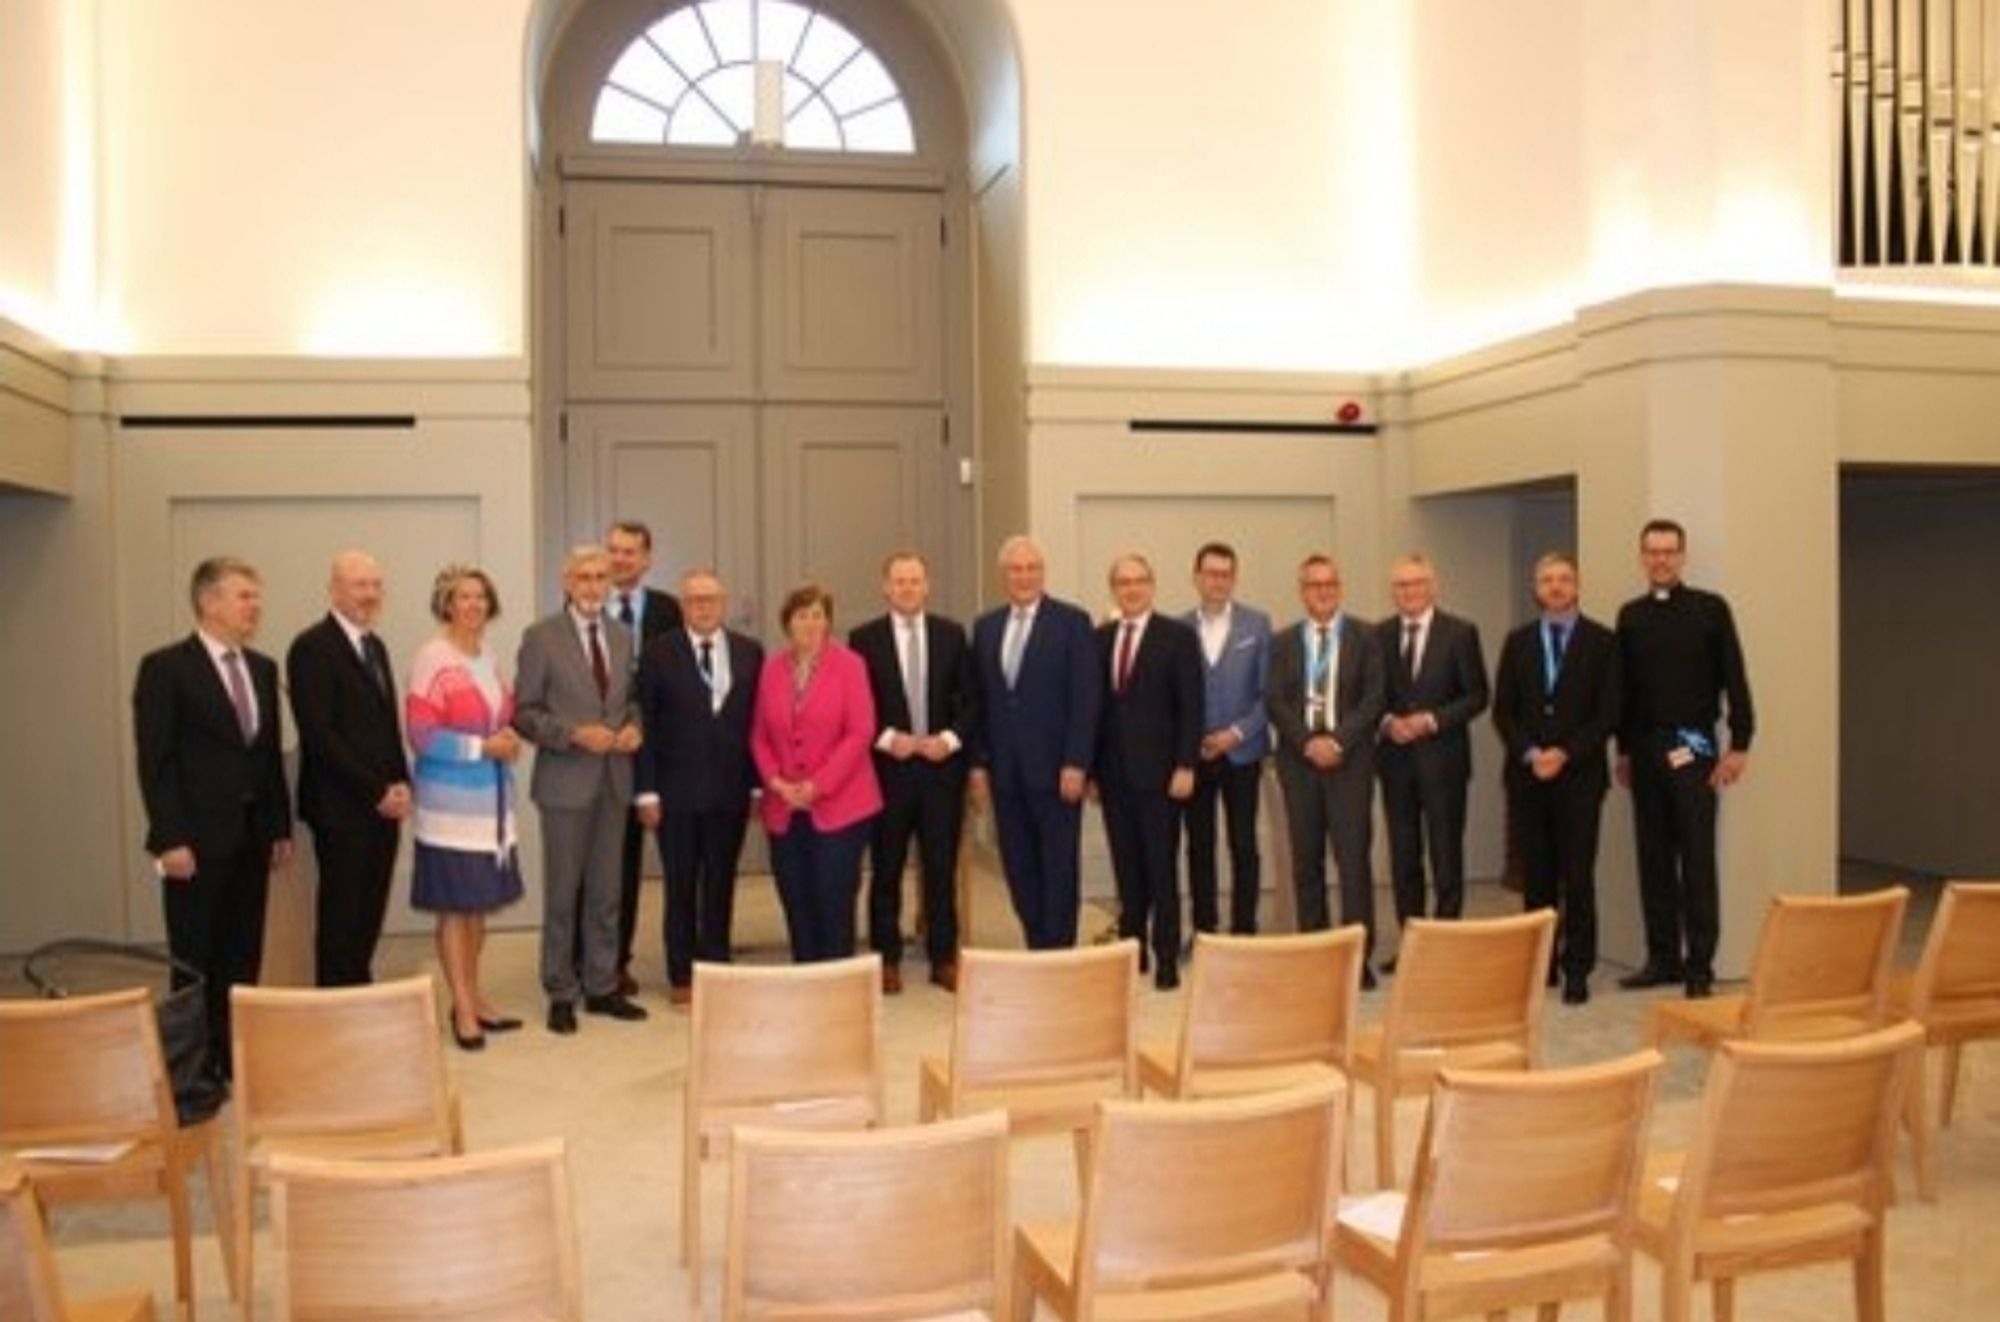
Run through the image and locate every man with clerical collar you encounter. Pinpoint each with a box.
[1614,518,1755,1000]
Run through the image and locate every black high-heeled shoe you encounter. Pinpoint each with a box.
[477,1014,524,1033]
[452,1024,487,1052]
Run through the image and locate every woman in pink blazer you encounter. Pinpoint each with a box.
[750,583,884,962]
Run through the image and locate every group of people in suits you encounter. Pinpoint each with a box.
[130,517,1751,1069]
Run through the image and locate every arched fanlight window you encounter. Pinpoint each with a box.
[590,1,916,154]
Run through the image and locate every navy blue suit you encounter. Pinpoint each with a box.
[971,596,1102,948]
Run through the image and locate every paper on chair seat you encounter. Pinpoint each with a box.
[1337,1190,1407,1240]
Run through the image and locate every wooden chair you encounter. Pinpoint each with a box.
[723,1111,1009,1322]
[1348,909,1556,1188]
[1137,927,1363,1100]
[1634,1021,1923,1322]
[1648,887,1909,1052]
[1,1164,156,1322]
[1333,1049,1663,1322]
[0,988,233,1322]
[1890,880,2000,1199]
[918,943,1139,1172]
[685,955,883,1307]
[265,1139,579,1322]
[229,975,463,1313]
[1012,1080,1345,1322]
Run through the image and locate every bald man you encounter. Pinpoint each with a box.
[288,551,412,986]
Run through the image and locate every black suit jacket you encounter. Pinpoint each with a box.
[611,586,682,669]
[1266,614,1386,769]
[286,614,408,828]
[133,634,292,861]
[1375,610,1489,782]
[1491,615,1622,791]
[635,628,763,812]
[849,612,979,789]
[1094,615,1203,793]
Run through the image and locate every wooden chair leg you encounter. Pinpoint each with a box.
[1374,1083,1397,1189]
[1906,1051,1937,1202]
[1606,1260,1634,1322]
[1855,1226,1887,1322]
[231,1160,255,1322]
[1661,1269,1693,1322]
[1537,1302,1561,1321]
[682,1143,702,1306]
[198,1127,239,1300]
[1939,1044,1964,1128]
[163,1163,194,1320]
[1713,1276,1736,1322]
[1009,1254,1037,1322]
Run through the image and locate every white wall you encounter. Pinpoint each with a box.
[95,0,532,355]
[0,0,92,344]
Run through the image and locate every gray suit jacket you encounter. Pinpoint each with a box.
[1266,613,1386,771]
[512,609,639,810]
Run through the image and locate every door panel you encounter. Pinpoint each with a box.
[760,188,942,403]
[565,182,754,401]
[762,405,939,634]
[568,403,761,630]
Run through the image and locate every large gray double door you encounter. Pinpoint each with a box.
[562,179,948,636]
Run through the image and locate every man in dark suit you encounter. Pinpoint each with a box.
[1180,542,1273,937]
[1375,554,1489,951]
[1094,554,1202,988]
[1266,554,1386,981]
[635,568,764,1004]
[969,535,1103,950]
[1615,518,1755,999]
[850,551,978,993]
[600,519,682,996]
[513,545,648,1033]
[286,550,411,987]
[133,556,293,1078]
[1492,552,1621,1004]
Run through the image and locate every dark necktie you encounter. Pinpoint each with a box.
[1544,622,1568,695]
[222,650,256,742]
[1402,619,1420,680]
[618,593,635,627]
[1115,621,1137,695]
[362,634,392,698]
[588,621,609,700]
[699,638,716,682]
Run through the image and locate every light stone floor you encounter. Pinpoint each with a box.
[16,869,1999,1322]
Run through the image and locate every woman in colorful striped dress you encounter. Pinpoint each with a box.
[407,564,525,1050]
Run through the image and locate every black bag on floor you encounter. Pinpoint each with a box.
[22,938,229,1125]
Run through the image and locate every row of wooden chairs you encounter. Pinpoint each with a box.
[721,1019,1923,1322]
[0,976,464,1322]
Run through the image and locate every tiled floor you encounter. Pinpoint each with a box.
[17,867,1998,1322]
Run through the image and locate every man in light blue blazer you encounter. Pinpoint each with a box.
[1179,542,1273,935]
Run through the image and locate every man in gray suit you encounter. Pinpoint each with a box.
[1179,542,1273,936]
[513,545,648,1033]
[1266,553,1386,983]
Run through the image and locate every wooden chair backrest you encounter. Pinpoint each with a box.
[723,1112,1009,1322]
[1177,928,1364,1081]
[1074,1081,1344,1308]
[1381,910,1556,1055]
[0,1165,65,1322]
[1678,1021,1922,1222]
[1403,1050,1662,1255]
[1740,888,1907,1036]
[268,1140,580,1322]
[231,975,453,1143]
[691,956,882,1114]
[1908,881,2000,1017]
[949,943,1138,1096]
[0,989,172,1146]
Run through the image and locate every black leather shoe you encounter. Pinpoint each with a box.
[1154,964,1180,992]
[452,1025,487,1051]
[1562,977,1590,1006]
[477,1014,524,1034]
[584,993,650,1022]
[1617,964,1685,990]
[547,1001,578,1035]
[1361,966,1379,992]
[1546,965,1561,989]
[1380,957,1399,976]
[1685,975,1715,999]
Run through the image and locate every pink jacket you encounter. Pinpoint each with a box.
[750,641,883,836]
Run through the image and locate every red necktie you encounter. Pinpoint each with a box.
[1115,621,1137,694]
[588,621,609,700]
